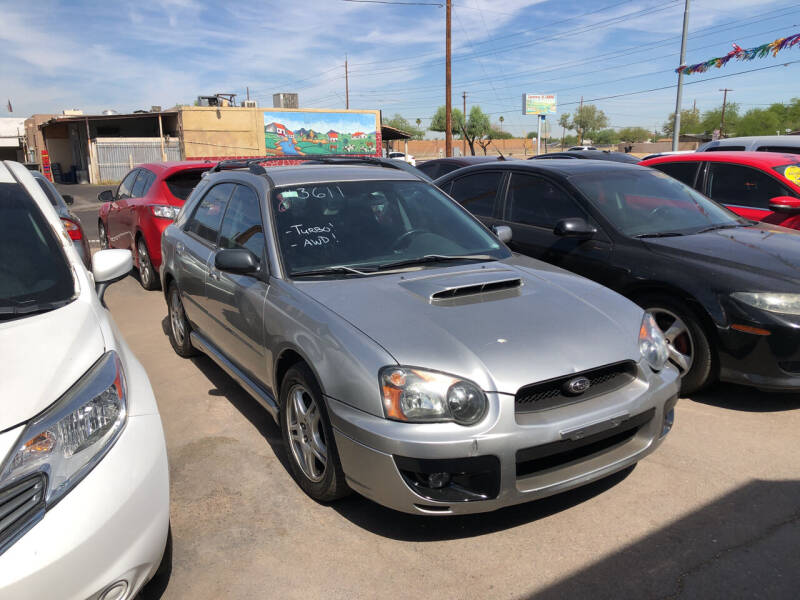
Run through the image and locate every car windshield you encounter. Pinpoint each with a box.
[570,169,745,237]
[0,183,75,319]
[271,179,509,276]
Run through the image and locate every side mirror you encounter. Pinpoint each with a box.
[492,225,512,243]
[768,196,800,214]
[215,248,260,275]
[98,189,114,203]
[62,194,74,205]
[92,249,133,307]
[554,217,597,239]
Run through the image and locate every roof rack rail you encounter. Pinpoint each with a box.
[208,154,432,181]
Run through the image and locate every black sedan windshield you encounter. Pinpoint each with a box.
[571,169,744,237]
[271,180,509,275]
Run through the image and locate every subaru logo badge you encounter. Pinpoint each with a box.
[564,376,591,396]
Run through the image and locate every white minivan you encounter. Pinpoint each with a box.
[0,161,170,599]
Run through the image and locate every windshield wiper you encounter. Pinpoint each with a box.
[372,254,497,271]
[694,223,743,234]
[0,299,71,319]
[633,232,686,238]
[291,265,379,278]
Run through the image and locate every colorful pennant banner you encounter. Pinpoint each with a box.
[676,32,800,75]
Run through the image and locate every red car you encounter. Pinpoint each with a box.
[98,161,214,289]
[640,151,800,230]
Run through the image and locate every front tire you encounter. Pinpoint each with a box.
[167,283,197,357]
[280,363,349,502]
[137,237,160,291]
[637,295,714,395]
[98,220,109,249]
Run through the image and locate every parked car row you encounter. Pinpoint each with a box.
[5,133,800,593]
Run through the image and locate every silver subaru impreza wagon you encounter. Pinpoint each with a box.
[161,157,679,515]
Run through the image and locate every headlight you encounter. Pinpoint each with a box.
[380,367,487,426]
[731,292,800,316]
[0,351,127,505]
[639,313,669,371]
[151,205,180,219]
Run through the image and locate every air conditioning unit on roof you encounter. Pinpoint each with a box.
[242,100,258,108]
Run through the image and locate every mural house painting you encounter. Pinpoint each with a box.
[263,109,380,156]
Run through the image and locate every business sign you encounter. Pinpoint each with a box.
[522,94,557,116]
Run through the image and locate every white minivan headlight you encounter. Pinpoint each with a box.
[731,292,800,316]
[639,313,669,371]
[380,367,487,425]
[0,351,127,505]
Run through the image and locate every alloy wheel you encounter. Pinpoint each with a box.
[646,307,694,376]
[286,384,327,482]
[137,239,153,287]
[98,222,109,249]
[169,291,186,346]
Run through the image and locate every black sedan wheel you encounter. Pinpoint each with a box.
[639,295,714,395]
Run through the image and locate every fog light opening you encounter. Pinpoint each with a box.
[99,581,128,600]
[427,472,451,489]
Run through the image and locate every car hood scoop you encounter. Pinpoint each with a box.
[398,269,523,303]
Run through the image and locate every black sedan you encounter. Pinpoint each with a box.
[435,160,800,393]
[530,150,640,163]
[416,155,512,180]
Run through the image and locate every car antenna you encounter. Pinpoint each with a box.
[491,142,506,161]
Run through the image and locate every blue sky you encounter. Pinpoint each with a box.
[1,0,799,137]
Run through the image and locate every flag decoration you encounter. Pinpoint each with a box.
[676,32,800,75]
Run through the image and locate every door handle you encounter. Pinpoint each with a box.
[209,269,221,281]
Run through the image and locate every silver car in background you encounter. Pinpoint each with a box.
[160,159,679,515]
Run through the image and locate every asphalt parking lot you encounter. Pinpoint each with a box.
[63,184,800,599]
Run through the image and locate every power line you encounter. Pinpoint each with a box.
[341,0,443,5]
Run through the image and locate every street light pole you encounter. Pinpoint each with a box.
[671,0,690,151]
[445,0,452,157]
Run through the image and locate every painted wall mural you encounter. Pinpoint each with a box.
[263,110,380,156]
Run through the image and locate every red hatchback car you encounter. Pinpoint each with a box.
[98,161,214,289]
[640,152,800,230]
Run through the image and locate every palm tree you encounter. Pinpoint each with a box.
[499,116,504,132]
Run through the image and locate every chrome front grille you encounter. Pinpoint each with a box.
[0,473,46,555]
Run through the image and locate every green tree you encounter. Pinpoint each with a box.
[594,128,620,145]
[618,126,652,143]
[663,107,701,137]
[736,108,781,136]
[384,113,424,140]
[700,103,739,136]
[461,106,492,155]
[430,106,464,137]
[558,113,571,149]
[572,104,608,144]
[526,131,538,139]
[490,125,513,139]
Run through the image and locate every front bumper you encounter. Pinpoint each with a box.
[329,364,678,515]
[717,305,800,390]
[0,413,170,600]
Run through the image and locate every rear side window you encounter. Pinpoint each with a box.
[131,169,154,198]
[416,162,443,179]
[34,177,61,207]
[650,161,700,187]
[166,169,209,200]
[757,146,800,155]
[507,173,587,228]
[117,170,139,199]
[219,185,266,260]
[707,163,789,209]
[0,183,74,313]
[705,146,746,152]
[449,171,503,217]
[185,183,234,243]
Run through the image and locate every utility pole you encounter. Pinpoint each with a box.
[445,0,452,157]
[462,91,467,156]
[578,96,584,145]
[246,87,250,102]
[345,56,350,110]
[719,88,733,136]
[672,0,690,151]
